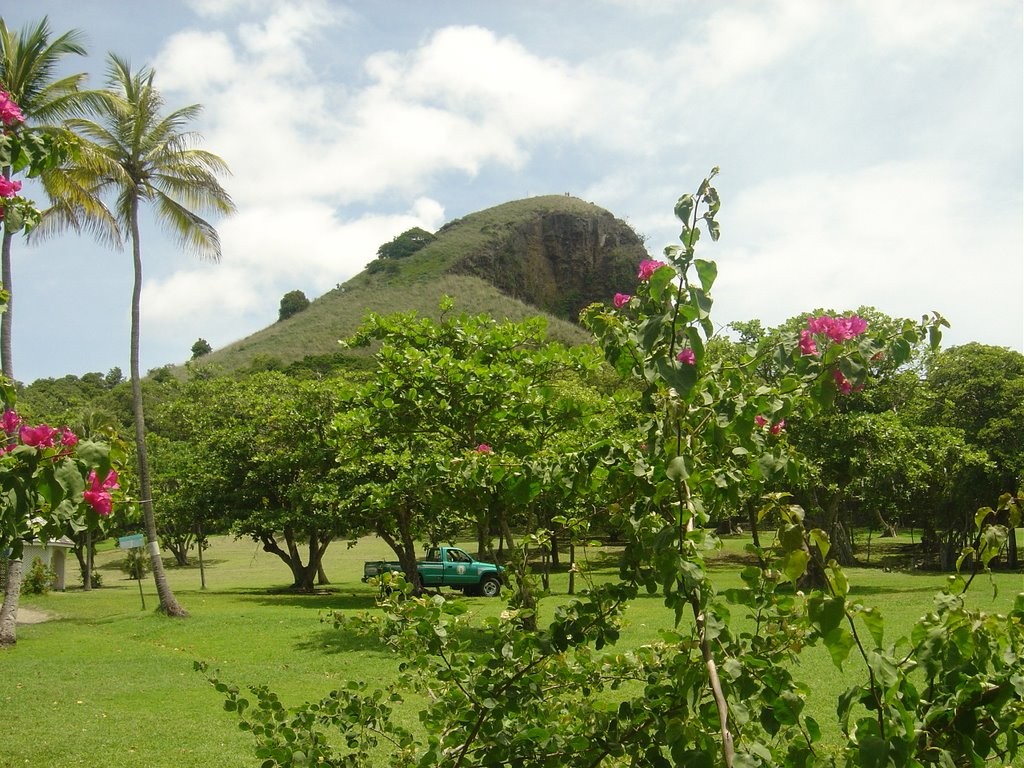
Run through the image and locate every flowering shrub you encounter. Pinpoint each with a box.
[0,404,121,561]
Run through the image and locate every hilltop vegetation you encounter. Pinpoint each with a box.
[187,195,644,375]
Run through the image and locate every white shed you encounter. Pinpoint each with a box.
[21,536,76,591]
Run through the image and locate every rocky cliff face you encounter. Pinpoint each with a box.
[449,200,647,323]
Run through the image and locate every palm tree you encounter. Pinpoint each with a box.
[0,16,94,647]
[0,17,97,381]
[67,54,235,616]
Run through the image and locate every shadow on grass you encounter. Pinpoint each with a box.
[294,611,501,657]
[228,591,382,612]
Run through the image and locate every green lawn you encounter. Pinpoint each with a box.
[2,534,1021,767]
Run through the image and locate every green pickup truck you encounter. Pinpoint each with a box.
[363,546,504,597]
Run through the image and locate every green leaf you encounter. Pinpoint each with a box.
[809,528,830,559]
[781,548,808,584]
[823,627,854,668]
[666,456,690,482]
[694,259,718,292]
[648,264,676,302]
[858,606,884,649]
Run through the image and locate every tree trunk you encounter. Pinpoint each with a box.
[568,540,576,595]
[0,557,23,648]
[83,530,92,591]
[1006,527,1018,570]
[1,174,15,381]
[128,200,186,617]
[746,498,761,551]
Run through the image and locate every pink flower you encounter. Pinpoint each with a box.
[676,347,695,365]
[475,443,492,454]
[806,314,868,344]
[799,329,818,356]
[60,427,79,447]
[19,424,58,448]
[770,419,786,435]
[83,469,119,516]
[637,260,667,281]
[0,90,25,127]
[613,293,631,309]
[1,408,21,434]
[754,415,768,428]
[0,177,22,199]
[806,316,831,335]
[832,368,853,395]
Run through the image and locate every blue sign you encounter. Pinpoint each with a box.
[118,534,145,549]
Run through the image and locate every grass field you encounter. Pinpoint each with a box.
[2,533,1022,767]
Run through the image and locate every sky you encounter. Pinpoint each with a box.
[3,0,1022,384]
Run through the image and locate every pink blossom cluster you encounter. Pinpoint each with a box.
[833,369,854,395]
[475,443,492,454]
[637,260,668,281]
[0,177,22,199]
[754,415,786,435]
[2,408,114,515]
[613,293,631,309]
[0,89,25,127]
[676,347,695,365]
[83,469,119,516]
[3,409,79,453]
[799,314,868,358]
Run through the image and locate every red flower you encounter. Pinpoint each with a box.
[83,469,119,516]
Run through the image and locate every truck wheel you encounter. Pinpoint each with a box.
[480,576,501,598]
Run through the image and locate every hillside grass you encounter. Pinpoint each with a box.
[2,534,1022,767]
[187,274,593,376]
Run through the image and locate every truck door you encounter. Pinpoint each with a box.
[419,547,444,586]
[444,548,473,586]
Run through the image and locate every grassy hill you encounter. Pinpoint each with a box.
[187,195,647,375]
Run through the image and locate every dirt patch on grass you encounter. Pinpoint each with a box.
[15,607,55,625]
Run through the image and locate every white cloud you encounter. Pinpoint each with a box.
[667,1,825,88]
[153,31,239,91]
[711,162,1023,349]
[852,0,1012,51]
[141,199,447,343]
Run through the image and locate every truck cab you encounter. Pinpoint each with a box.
[419,546,503,597]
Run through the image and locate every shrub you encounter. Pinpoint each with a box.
[120,549,149,581]
[21,557,56,595]
[278,290,310,321]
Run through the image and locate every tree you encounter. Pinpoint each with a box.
[338,301,600,593]
[157,372,359,591]
[925,343,1024,567]
[190,338,211,359]
[277,289,309,321]
[65,55,235,616]
[376,226,434,260]
[0,16,92,381]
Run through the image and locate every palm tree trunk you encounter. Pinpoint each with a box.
[0,557,23,647]
[1,217,14,380]
[1,168,24,641]
[129,198,186,617]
